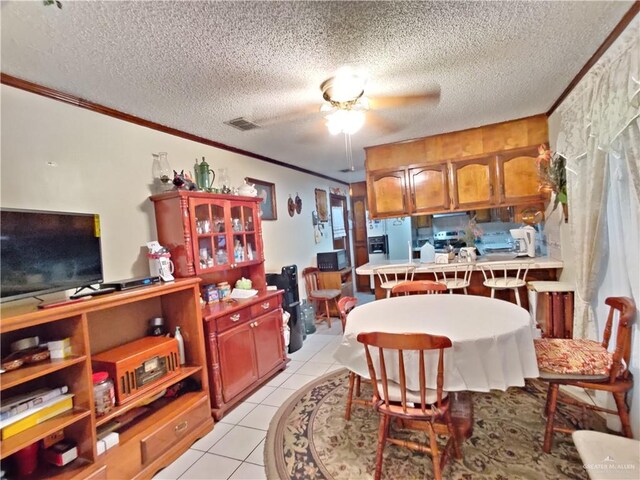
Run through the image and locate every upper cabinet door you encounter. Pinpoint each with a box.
[497,147,543,204]
[450,157,496,210]
[408,164,450,214]
[367,169,408,218]
[189,197,231,274]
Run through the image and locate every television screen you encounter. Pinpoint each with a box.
[1,209,104,302]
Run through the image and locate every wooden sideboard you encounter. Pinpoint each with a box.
[365,115,549,219]
[202,291,287,420]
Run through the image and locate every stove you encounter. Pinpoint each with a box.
[433,230,466,250]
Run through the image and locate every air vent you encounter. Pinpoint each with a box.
[224,117,261,131]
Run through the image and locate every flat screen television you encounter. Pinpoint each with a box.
[1,209,104,302]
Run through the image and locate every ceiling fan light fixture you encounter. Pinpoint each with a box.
[325,109,365,135]
[321,66,367,105]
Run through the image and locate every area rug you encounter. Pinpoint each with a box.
[265,369,606,479]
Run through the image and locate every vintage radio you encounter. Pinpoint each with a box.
[92,336,180,405]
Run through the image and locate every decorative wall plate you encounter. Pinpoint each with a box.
[295,193,302,214]
[287,196,295,217]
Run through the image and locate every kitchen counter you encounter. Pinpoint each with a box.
[356,256,563,275]
[358,255,563,306]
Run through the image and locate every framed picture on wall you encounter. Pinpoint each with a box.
[315,189,328,222]
[246,178,277,220]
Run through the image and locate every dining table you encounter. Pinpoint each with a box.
[333,294,540,392]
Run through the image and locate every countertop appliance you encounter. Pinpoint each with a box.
[317,249,349,271]
[510,226,536,257]
[433,230,466,251]
[367,235,388,289]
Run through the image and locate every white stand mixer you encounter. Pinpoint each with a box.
[510,226,536,257]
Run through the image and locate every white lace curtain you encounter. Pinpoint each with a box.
[556,16,640,339]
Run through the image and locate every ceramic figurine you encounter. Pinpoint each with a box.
[172,170,197,190]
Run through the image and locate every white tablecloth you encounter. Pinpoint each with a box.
[333,295,539,392]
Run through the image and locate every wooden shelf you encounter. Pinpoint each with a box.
[0,408,91,459]
[21,457,93,480]
[94,365,202,428]
[0,356,87,391]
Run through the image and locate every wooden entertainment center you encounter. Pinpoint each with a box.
[0,278,212,479]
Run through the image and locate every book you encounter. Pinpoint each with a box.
[0,386,69,421]
[1,394,74,439]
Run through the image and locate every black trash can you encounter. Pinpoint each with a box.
[266,265,304,353]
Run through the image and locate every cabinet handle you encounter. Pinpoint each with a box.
[230,314,241,322]
[501,184,505,197]
[489,183,494,198]
[174,420,189,434]
[261,302,270,310]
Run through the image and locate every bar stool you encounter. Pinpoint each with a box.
[373,264,416,298]
[478,262,530,307]
[431,263,473,295]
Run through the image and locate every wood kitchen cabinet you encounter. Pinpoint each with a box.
[203,292,286,420]
[497,146,543,204]
[450,156,497,210]
[408,164,450,214]
[364,114,548,219]
[368,169,407,217]
[150,191,264,278]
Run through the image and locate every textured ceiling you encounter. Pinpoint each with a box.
[1,1,633,182]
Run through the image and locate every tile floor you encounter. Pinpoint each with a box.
[153,316,354,480]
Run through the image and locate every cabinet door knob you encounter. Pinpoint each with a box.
[230,314,241,322]
[261,302,270,310]
[174,420,189,434]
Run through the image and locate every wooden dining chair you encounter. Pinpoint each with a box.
[357,332,472,480]
[534,297,635,453]
[302,267,341,328]
[478,262,530,306]
[431,263,473,295]
[391,280,447,296]
[373,264,416,298]
[337,296,371,420]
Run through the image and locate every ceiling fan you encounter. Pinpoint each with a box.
[254,66,441,136]
[318,66,441,136]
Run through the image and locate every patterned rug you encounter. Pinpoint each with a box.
[265,369,607,479]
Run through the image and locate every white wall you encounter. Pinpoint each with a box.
[0,85,348,300]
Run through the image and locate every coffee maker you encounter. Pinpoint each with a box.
[510,226,536,257]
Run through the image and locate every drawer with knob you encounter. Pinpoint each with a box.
[250,296,280,317]
[140,394,210,464]
[214,307,251,333]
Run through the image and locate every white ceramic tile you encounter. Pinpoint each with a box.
[304,334,333,345]
[324,363,345,374]
[261,387,297,407]
[296,362,333,376]
[219,402,256,425]
[245,439,265,466]
[279,373,316,390]
[153,448,203,479]
[287,348,317,361]
[308,349,339,364]
[244,385,276,404]
[238,404,279,430]
[179,453,241,480]
[190,422,234,452]
[284,359,305,373]
[264,372,291,387]
[208,425,266,460]
[228,461,267,480]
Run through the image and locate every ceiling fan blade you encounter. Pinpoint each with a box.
[368,87,441,110]
[251,105,321,128]
[366,111,401,136]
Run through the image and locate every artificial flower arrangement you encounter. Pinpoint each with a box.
[537,144,568,214]
[462,215,483,247]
